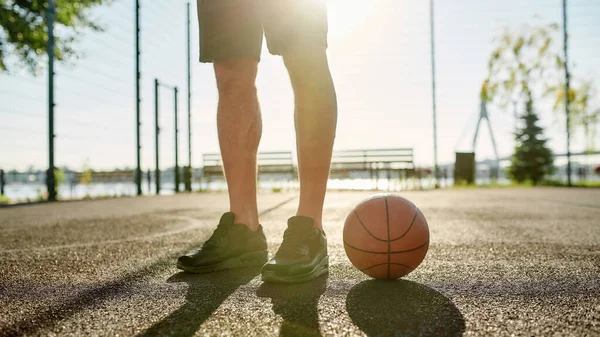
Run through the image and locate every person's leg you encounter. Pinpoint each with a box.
[261,0,336,231]
[178,63,267,273]
[260,0,334,283]
[177,0,267,274]
[214,58,261,230]
[283,50,337,231]
[196,0,264,230]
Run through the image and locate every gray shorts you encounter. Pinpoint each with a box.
[197,0,328,62]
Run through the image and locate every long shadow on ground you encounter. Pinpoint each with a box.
[1,245,200,336]
[138,267,261,337]
[346,280,465,337]
[257,275,328,337]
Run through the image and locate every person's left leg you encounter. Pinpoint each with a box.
[260,0,336,283]
[284,49,337,231]
[260,49,337,283]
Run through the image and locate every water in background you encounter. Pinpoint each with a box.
[2,155,598,202]
[2,179,422,202]
[2,173,596,203]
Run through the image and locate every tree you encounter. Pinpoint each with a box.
[508,96,555,185]
[53,167,65,197]
[0,0,110,74]
[80,159,92,185]
[485,22,562,120]
[486,21,599,155]
[548,80,599,153]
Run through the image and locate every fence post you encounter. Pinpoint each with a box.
[186,1,193,192]
[174,87,180,192]
[147,169,151,193]
[0,169,5,196]
[47,0,57,201]
[135,0,142,195]
[155,78,160,194]
[562,0,572,187]
[430,0,439,189]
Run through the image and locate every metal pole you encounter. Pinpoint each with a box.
[0,169,5,196]
[174,87,180,192]
[562,0,572,187]
[47,0,56,201]
[147,169,151,192]
[155,78,160,194]
[430,0,439,188]
[135,0,142,195]
[186,2,192,192]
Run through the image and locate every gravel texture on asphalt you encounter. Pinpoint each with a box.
[0,188,598,336]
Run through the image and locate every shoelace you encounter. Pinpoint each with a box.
[203,223,234,249]
[275,227,311,258]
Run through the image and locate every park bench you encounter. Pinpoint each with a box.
[72,170,135,183]
[330,148,416,189]
[201,151,296,186]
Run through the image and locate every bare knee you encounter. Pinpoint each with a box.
[214,58,262,149]
[214,58,258,98]
[283,49,333,93]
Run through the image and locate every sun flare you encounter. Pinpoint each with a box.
[327,0,377,38]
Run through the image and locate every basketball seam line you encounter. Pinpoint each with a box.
[353,210,387,242]
[385,196,391,279]
[343,239,429,254]
[354,206,420,243]
[389,206,419,242]
[360,262,415,272]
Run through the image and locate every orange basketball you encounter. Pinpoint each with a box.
[343,194,430,279]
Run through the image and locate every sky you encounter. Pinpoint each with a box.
[0,0,598,171]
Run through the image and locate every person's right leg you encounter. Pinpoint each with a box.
[177,0,267,274]
[215,58,261,231]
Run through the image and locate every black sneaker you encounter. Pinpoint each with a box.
[177,212,268,273]
[261,216,329,283]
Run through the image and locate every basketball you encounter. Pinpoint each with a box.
[343,194,430,279]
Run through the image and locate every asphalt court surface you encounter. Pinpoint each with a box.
[1,188,599,336]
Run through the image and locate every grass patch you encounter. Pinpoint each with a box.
[451,181,528,189]
[0,195,11,204]
[196,187,210,193]
[36,189,47,202]
[541,179,600,188]
[451,179,600,189]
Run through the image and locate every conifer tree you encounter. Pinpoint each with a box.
[508,96,555,184]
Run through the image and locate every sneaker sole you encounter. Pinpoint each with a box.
[177,251,268,274]
[261,255,329,283]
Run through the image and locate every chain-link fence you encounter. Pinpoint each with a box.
[1,0,598,202]
[1,0,192,201]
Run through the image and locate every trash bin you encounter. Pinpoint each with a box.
[454,152,476,185]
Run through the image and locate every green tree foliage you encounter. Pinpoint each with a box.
[80,169,92,184]
[80,159,92,184]
[547,80,599,153]
[485,22,562,116]
[485,21,599,153]
[0,0,110,74]
[485,21,573,185]
[508,97,555,185]
[53,167,65,196]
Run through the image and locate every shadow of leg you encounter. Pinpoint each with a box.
[138,267,261,337]
[257,275,328,337]
[346,280,465,337]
